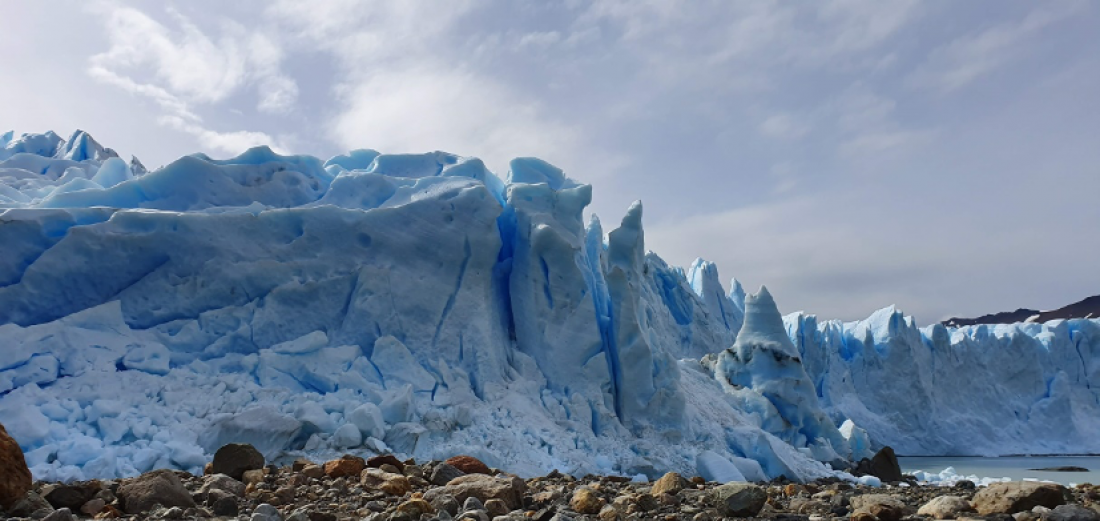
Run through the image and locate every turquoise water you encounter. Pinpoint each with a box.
[899,456,1100,486]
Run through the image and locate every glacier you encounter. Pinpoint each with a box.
[1,130,1098,484]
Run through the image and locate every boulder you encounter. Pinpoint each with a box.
[444,455,492,475]
[200,474,246,498]
[710,483,767,517]
[650,472,687,496]
[5,491,52,517]
[116,469,196,514]
[918,495,975,519]
[423,474,526,510]
[393,498,433,518]
[858,446,903,483]
[211,443,265,481]
[1042,504,1100,521]
[323,455,366,478]
[360,468,411,496]
[366,454,405,473]
[42,508,75,521]
[972,482,1067,515]
[0,423,32,509]
[570,487,604,514]
[850,494,910,521]
[42,482,102,511]
[431,463,466,485]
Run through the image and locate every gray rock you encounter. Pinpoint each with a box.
[710,482,767,517]
[464,496,486,512]
[432,463,467,486]
[6,491,52,517]
[211,443,265,481]
[432,493,460,516]
[41,508,75,521]
[251,503,283,521]
[212,495,239,517]
[1043,504,1100,521]
[117,469,196,514]
[41,483,100,511]
[200,473,246,497]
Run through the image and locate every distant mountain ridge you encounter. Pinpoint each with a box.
[943,295,1100,327]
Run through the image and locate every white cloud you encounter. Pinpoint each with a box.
[86,4,295,155]
[909,3,1082,93]
[330,67,577,173]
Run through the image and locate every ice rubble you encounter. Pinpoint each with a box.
[0,130,1097,484]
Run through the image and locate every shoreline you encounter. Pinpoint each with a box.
[4,449,1099,520]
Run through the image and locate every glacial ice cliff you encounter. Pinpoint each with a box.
[0,130,1097,483]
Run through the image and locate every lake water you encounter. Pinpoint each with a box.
[899,456,1100,486]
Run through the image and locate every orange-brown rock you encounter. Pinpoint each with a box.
[324,455,366,478]
[444,455,491,475]
[0,423,32,509]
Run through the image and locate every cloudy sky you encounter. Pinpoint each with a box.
[3,1,1098,323]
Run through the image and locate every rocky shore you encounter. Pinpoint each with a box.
[4,439,1100,521]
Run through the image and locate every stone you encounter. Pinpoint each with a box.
[1043,504,1100,521]
[430,493,461,516]
[598,503,619,521]
[301,464,325,479]
[116,469,197,514]
[243,469,267,486]
[918,495,976,519]
[81,498,106,516]
[201,474,246,497]
[484,498,510,517]
[570,487,604,514]
[423,474,526,511]
[650,472,687,496]
[6,492,49,516]
[211,443,265,481]
[42,482,101,510]
[360,468,412,496]
[710,483,767,517]
[396,498,435,517]
[251,503,283,521]
[868,446,904,483]
[366,454,406,472]
[850,513,876,521]
[850,494,909,521]
[0,423,32,510]
[973,482,1068,515]
[432,463,467,485]
[42,508,75,521]
[212,496,239,517]
[463,496,485,511]
[323,455,366,478]
[445,455,492,475]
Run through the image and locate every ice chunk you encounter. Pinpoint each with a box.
[371,336,435,392]
[696,450,747,483]
[332,423,362,448]
[346,402,386,440]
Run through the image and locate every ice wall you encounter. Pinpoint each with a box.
[0,131,840,483]
[788,308,1100,456]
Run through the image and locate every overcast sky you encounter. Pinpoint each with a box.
[3,1,1098,323]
